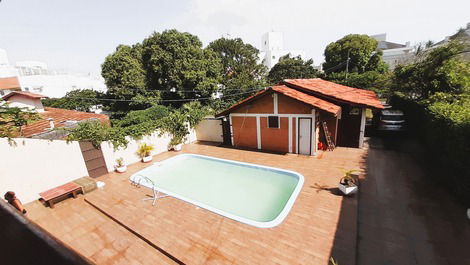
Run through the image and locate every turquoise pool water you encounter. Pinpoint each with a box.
[130,154,304,228]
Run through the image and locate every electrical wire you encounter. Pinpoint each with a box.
[49,89,263,103]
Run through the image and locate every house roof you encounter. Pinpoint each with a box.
[216,85,341,117]
[2,91,48,101]
[282,78,384,109]
[21,107,109,137]
[0,77,21,91]
[271,85,341,115]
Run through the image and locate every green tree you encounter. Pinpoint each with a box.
[323,34,387,74]
[267,55,319,84]
[141,29,222,106]
[392,41,470,99]
[0,102,40,138]
[101,44,160,116]
[207,37,267,101]
[42,89,103,112]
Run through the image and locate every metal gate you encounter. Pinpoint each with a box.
[79,141,108,178]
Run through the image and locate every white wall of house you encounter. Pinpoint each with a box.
[195,119,223,142]
[6,95,44,112]
[0,138,89,203]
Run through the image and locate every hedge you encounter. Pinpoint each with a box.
[390,95,470,205]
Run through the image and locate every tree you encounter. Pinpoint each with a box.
[141,29,222,106]
[42,89,103,112]
[207,37,267,99]
[101,44,160,116]
[0,102,40,138]
[392,41,470,99]
[323,34,387,74]
[267,55,319,84]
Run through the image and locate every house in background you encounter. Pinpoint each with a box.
[0,76,21,96]
[217,79,383,156]
[2,91,108,139]
[371,33,414,70]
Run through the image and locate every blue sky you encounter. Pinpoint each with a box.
[1,0,469,75]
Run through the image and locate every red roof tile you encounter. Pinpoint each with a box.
[21,107,109,137]
[271,85,341,115]
[2,91,48,100]
[283,78,384,109]
[216,86,341,116]
[0,77,21,91]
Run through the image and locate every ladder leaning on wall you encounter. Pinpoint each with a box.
[322,122,335,151]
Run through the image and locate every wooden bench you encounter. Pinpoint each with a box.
[39,182,83,208]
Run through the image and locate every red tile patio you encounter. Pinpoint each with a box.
[26,142,366,265]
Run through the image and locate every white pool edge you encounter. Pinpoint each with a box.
[130,153,305,228]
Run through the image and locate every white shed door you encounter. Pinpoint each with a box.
[298,118,312,155]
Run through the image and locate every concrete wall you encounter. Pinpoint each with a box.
[0,127,197,203]
[195,119,223,143]
[0,138,89,203]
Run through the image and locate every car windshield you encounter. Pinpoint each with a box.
[381,115,404,121]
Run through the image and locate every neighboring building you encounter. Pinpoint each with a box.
[0,48,21,96]
[259,32,306,69]
[371,33,413,70]
[18,73,107,98]
[217,79,383,155]
[0,76,21,96]
[434,22,470,47]
[1,91,108,139]
[432,22,470,61]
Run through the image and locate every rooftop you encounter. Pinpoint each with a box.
[22,107,109,137]
[283,79,384,109]
[0,76,21,91]
[2,90,48,100]
[26,142,366,265]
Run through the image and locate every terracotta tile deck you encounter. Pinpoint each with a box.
[26,142,366,265]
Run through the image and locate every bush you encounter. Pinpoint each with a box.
[390,94,470,204]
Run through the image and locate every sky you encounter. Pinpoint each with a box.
[1,0,469,75]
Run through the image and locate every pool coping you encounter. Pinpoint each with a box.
[129,153,305,228]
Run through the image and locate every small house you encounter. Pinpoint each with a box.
[216,79,383,155]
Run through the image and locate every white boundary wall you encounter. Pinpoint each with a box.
[0,138,89,203]
[195,118,223,143]
[0,127,197,204]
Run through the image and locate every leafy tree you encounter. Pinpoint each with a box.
[267,55,319,84]
[323,34,387,74]
[207,37,267,102]
[42,89,103,112]
[0,102,40,138]
[101,44,160,116]
[141,29,222,106]
[392,41,470,99]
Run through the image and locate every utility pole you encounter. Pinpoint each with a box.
[345,49,351,80]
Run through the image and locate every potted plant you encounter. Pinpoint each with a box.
[115,157,127,173]
[338,169,359,195]
[170,135,184,151]
[137,143,154,163]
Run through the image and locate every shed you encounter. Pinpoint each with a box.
[216,78,383,155]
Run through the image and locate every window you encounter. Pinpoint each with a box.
[268,116,279,128]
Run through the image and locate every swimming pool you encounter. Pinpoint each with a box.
[129,154,304,228]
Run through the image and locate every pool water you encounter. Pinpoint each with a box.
[130,154,304,228]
